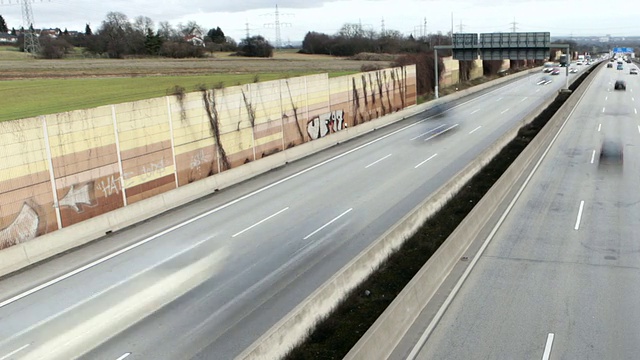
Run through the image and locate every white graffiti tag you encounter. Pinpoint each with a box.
[0,203,39,249]
[307,110,346,140]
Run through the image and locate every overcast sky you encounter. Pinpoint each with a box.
[1,0,639,43]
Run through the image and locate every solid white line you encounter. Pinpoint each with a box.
[424,124,459,141]
[590,150,596,164]
[232,207,289,238]
[365,154,392,168]
[0,63,531,309]
[303,208,353,240]
[0,344,30,360]
[115,353,132,360]
[470,109,480,115]
[410,124,446,140]
[414,154,438,169]
[501,108,510,114]
[542,333,555,360]
[574,201,585,230]
[598,123,602,132]
[406,69,594,360]
[469,126,482,134]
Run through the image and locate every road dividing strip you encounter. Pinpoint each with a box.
[574,201,585,230]
[469,126,482,134]
[303,209,353,240]
[542,333,555,360]
[414,154,438,169]
[232,207,289,238]
[365,154,392,169]
[19,248,228,360]
[410,124,446,141]
[0,344,30,360]
[424,124,459,142]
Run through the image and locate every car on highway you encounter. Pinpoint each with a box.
[614,80,626,90]
[617,64,624,70]
[576,61,583,65]
[551,68,561,75]
[537,76,552,85]
[607,63,613,68]
[569,68,578,73]
[631,68,638,75]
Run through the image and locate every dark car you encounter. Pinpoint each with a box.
[615,80,626,90]
[607,63,613,68]
[631,68,638,75]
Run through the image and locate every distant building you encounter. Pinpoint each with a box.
[0,32,18,44]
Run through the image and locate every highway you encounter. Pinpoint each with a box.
[400,60,640,359]
[0,66,584,360]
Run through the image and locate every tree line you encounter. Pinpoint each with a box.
[0,12,274,59]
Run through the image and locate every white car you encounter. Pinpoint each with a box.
[569,68,578,73]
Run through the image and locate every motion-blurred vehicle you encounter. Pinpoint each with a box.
[607,63,613,68]
[551,68,561,75]
[631,68,638,75]
[599,138,623,167]
[614,80,626,90]
[537,76,552,85]
[569,68,578,73]
[617,64,624,70]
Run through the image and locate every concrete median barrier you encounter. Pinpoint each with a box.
[343,64,601,360]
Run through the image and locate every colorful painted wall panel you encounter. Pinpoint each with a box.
[0,117,57,250]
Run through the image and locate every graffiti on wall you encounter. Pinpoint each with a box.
[0,203,39,250]
[59,182,96,212]
[307,110,346,140]
[189,149,211,182]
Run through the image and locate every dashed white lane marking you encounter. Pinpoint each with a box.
[575,201,585,230]
[501,108,510,114]
[424,124,459,141]
[536,88,541,93]
[303,208,353,240]
[415,154,438,169]
[590,150,596,164]
[410,124,446,141]
[232,207,289,238]
[520,97,528,102]
[637,125,640,134]
[469,126,482,134]
[602,107,605,113]
[0,344,30,360]
[496,97,503,102]
[635,108,638,115]
[598,123,602,132]
[115,353,132,360]
[542,333,555,360]
[470,109,480,114]
[365,154,392,168]
[606,96,608,101]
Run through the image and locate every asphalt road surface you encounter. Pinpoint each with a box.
[401,61,640,359]
[0,65,587,360]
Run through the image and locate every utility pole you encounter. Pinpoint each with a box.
[424,17,427,37]
[381,17,385,36]
[457,20,465,33]
[245,21,251,39]
[510,17,518,32]
[263,4,292,49]
[21,0,41,55]
[451,12,454,37]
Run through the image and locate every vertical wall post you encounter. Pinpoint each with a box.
[42,115,62,230]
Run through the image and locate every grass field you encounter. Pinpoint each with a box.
[0,48,390,122]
